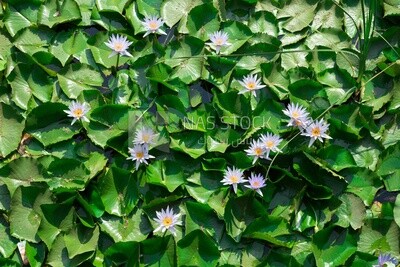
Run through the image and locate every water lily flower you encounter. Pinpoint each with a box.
[153,206,181,236]
[207,31,230,53]
[64,101,90,125]
[127,144,154,170]
[104,34,133,58]
[283,103,311,129]
[17,241,28,265]
[238,74,266,97]
[301,119,332,147]
[245,140,266,164]
[259,133,282,159]
[374,253,398,267]
[133,127,157,145]
[221,166,246,194]
[245,173,266,196]
[142,15,166,37]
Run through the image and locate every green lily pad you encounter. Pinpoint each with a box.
[38,0,81,28]
[177,230,220,266]
[25,102,81,146]
[0,103,24,158]
[97,167,139,216]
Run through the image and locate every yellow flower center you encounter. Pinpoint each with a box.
[73,108,83,117]
[292,111,299,118]
[230,175,239,183]
[136,151,144,159]
[148,21,158,30]
[215,38,224,46]
[246,82,256,90]
[114,42,124,52]
[142,134,150,142]
[162,216,173,227]
[266,140,274,149]
[255,147,263,156]
[253,181,260,187]
[311,127,321,137]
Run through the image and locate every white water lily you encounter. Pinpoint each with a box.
[245,173,266,196]
[133,127,157,145]
[221,166,247,194]
[207,31,230,53]
[143,15,166,37]
[17,240,28,265]
[104,34,133,58]
[127,144,154,170]
[238,74,266,97]
[259,133,282,159]
[283,103,311,129]
[374,253,398,267]
[302,119,332,147]
[153,206,182,236]
[245,140,266,164]
[64,101,90,125]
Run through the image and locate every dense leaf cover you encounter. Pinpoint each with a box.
[0,0,400,266]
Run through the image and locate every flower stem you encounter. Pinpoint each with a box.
[116,53,120,71]
[112,53,120,77]
[55,0,61,15]
[224,187,231,199]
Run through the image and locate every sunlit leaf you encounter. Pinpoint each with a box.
[0,217,17,258]
[312,227,357,267]
[64,225,99,258]
[0,103,24,157]
[98,167,139,216]
[57,63,103,99]
[99,211,152,242]
[13,27,54,55]
[224,193,266,242]
[38,0,81,28]
[177,230,220,266]
[161,0,203,33]
[10,187,52,243]
[25,102,81,146]
[334,193,366,230]
[146,160,185,192]
[277,0,318,33]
